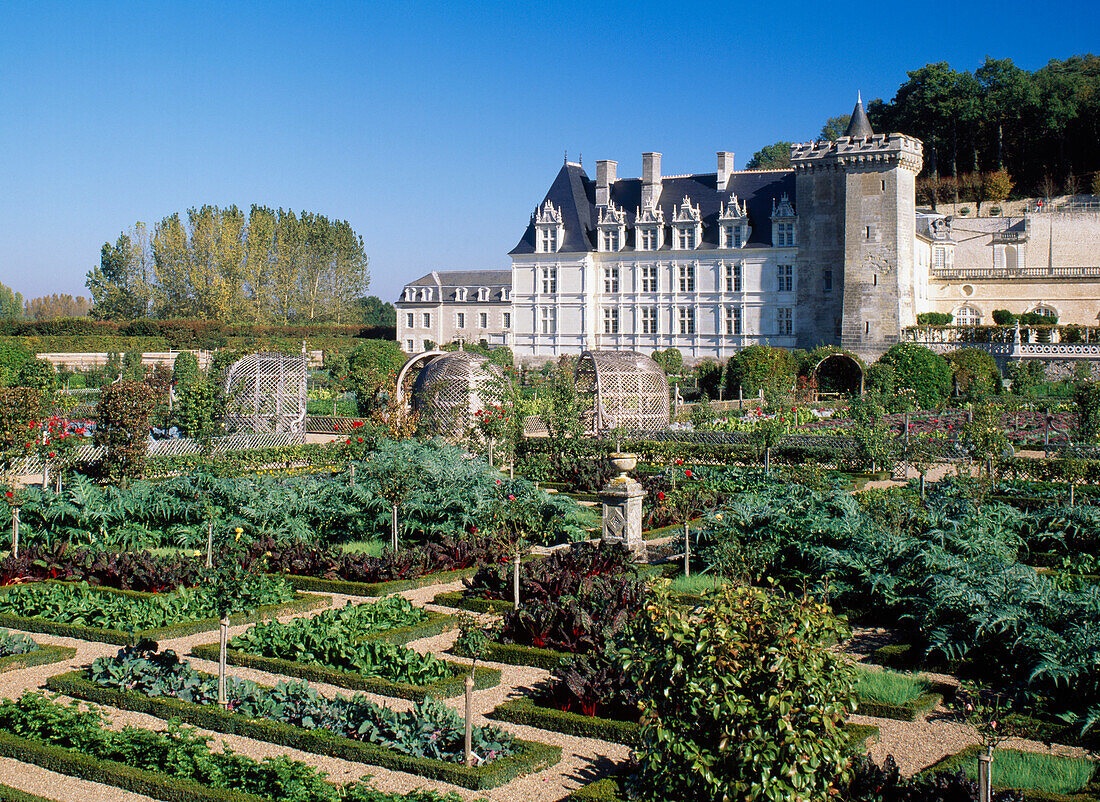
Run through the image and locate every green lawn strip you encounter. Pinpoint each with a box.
[488,696,639,745]
[0,643,77,674]
[0,583,329,646]
[48,670,561,790]
[924,745,1100,801]
[853,665,946,722]
[0,727,274,802]
[189,642,500,701]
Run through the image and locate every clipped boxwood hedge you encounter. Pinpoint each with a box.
[0,727,276,802]
[0,583,329,646]
[489,697,640,745]
[432,590,514,615]
[0,786,58,802]
[0,642,77,674]
[922,745,1100,802]
[471,641,570,671]
[279,564,493,597]
[48,671,561,790]
[189,642,500,701]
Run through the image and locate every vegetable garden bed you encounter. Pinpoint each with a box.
[0,582,329,646]
[48,669,562,790]
[0,641,76,674]
[190,642,500,701]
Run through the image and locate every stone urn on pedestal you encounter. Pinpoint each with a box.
[599,453,646,560]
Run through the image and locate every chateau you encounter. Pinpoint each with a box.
[397,97,1100,365]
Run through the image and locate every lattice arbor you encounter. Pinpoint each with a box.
[575,350,670,435]
[222,353,308,438]
[410,352,508,438]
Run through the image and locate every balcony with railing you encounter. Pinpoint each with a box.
[930,265,1100,280]
[903,324,1100,357]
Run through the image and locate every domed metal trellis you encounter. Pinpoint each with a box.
[575,350,670,435]
[408,351,508,438]
[222,352,308,437]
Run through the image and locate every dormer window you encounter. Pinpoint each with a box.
[597,202,627,253]
[671,197,702,251]
[455,287,468,302]
[478,286,489,302]
[535,200,565,254]
[718,194,749,249]
[419,287,433,302]
[501,287,510,302]
[771,193,797,248]
[403,287,416,302]
[635,205,664,251]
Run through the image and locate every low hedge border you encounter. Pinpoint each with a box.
[0,643,77,674]
[855,685,948,723]
[922,745,1100,802]
[641,518,705,542]
[48,670,561,790]
[468,641,571,671]
[0,726,275,802]
[432,590,513,614]
[189,642,501,701]
[0,583,330,646]
[354,610,459,645]
[0,786,59,802]
[280,564,501,597]
[489,697,639,745]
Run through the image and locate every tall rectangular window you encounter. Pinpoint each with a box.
[502,312,511,329]
[538,228,557,253]
[601,229,619,251]
[540,307,557,334]
[777,307,792,335]
[676,228,696,249]
[405,313,414,328]
[678,307,695,335]
[540,267,557,294]
[932,246,945,271]
[456,312,465,328]
[641,265,657,292]
[406,339,414,352]
[678,265,695,292]
[725,263,741,292]
[777,264,793,292]
[603,307,619,334]
[640,228,657,251]
[777,222,794,246]
[726,306,742,335]
[478,312,488,328]
[641,307,657,334]
[422,312,431,328]
[723,224,742,248]
[823,270,833,292]
[603,266,619,293]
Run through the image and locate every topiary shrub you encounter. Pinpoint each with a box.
[724,345,798,399]
[649,348,683,377]
[693,360,722,399]
[95,380,159,482]
[945,348,1001,399]
[1009,360,1045,396]
[992,309,1017,326]
[172,351,200,386]
[1075,382,1100,444]
[0,342,32,387]
[916,312,953,326]
[348,340,406,414]
[621,582,855,802]
[876,343,952,409]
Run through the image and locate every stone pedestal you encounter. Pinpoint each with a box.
[600,454,646,559]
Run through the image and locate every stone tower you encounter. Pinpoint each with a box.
[791,96,923,360]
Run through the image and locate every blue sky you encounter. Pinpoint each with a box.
[1,0,1096,307]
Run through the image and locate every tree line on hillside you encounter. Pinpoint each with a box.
[745,55,1100,200]
[85,205,371,324]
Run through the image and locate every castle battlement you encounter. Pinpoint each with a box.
[790,133,923,174]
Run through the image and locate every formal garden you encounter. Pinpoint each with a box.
[0,337,1099,802]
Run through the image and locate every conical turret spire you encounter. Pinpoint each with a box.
[844,92,874,138]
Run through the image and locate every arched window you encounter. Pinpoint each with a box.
[955,306,982,326]
[1032,305,1057,319]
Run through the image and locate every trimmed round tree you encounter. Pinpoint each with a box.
[621,582,856,802]
[945,348,1001,398]
[725,345,798,400]
[876,343,952,408]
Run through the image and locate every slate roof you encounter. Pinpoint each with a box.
[510,162,796,255]
[398,270,512,304]
[844,95,874,138]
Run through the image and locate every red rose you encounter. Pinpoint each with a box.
[657,491,666,501]
[352,421,363,429]
[356,437,363,443]
[4,492,11,498]
[495,479,502,485]
[508,494,515,501]
[333,425,340,432]
[684,470,692,478]
[48,452,55,458]
[674,458,683,465]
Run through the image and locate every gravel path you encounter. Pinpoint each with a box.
[0,577,1091,801]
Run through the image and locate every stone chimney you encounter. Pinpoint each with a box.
[641,152,662,210]
[595,160,617,207]
[717,151,734,189]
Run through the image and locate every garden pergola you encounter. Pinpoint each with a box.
[406,351,508,438]
[575,350,670,435]
[221,352,308,437]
